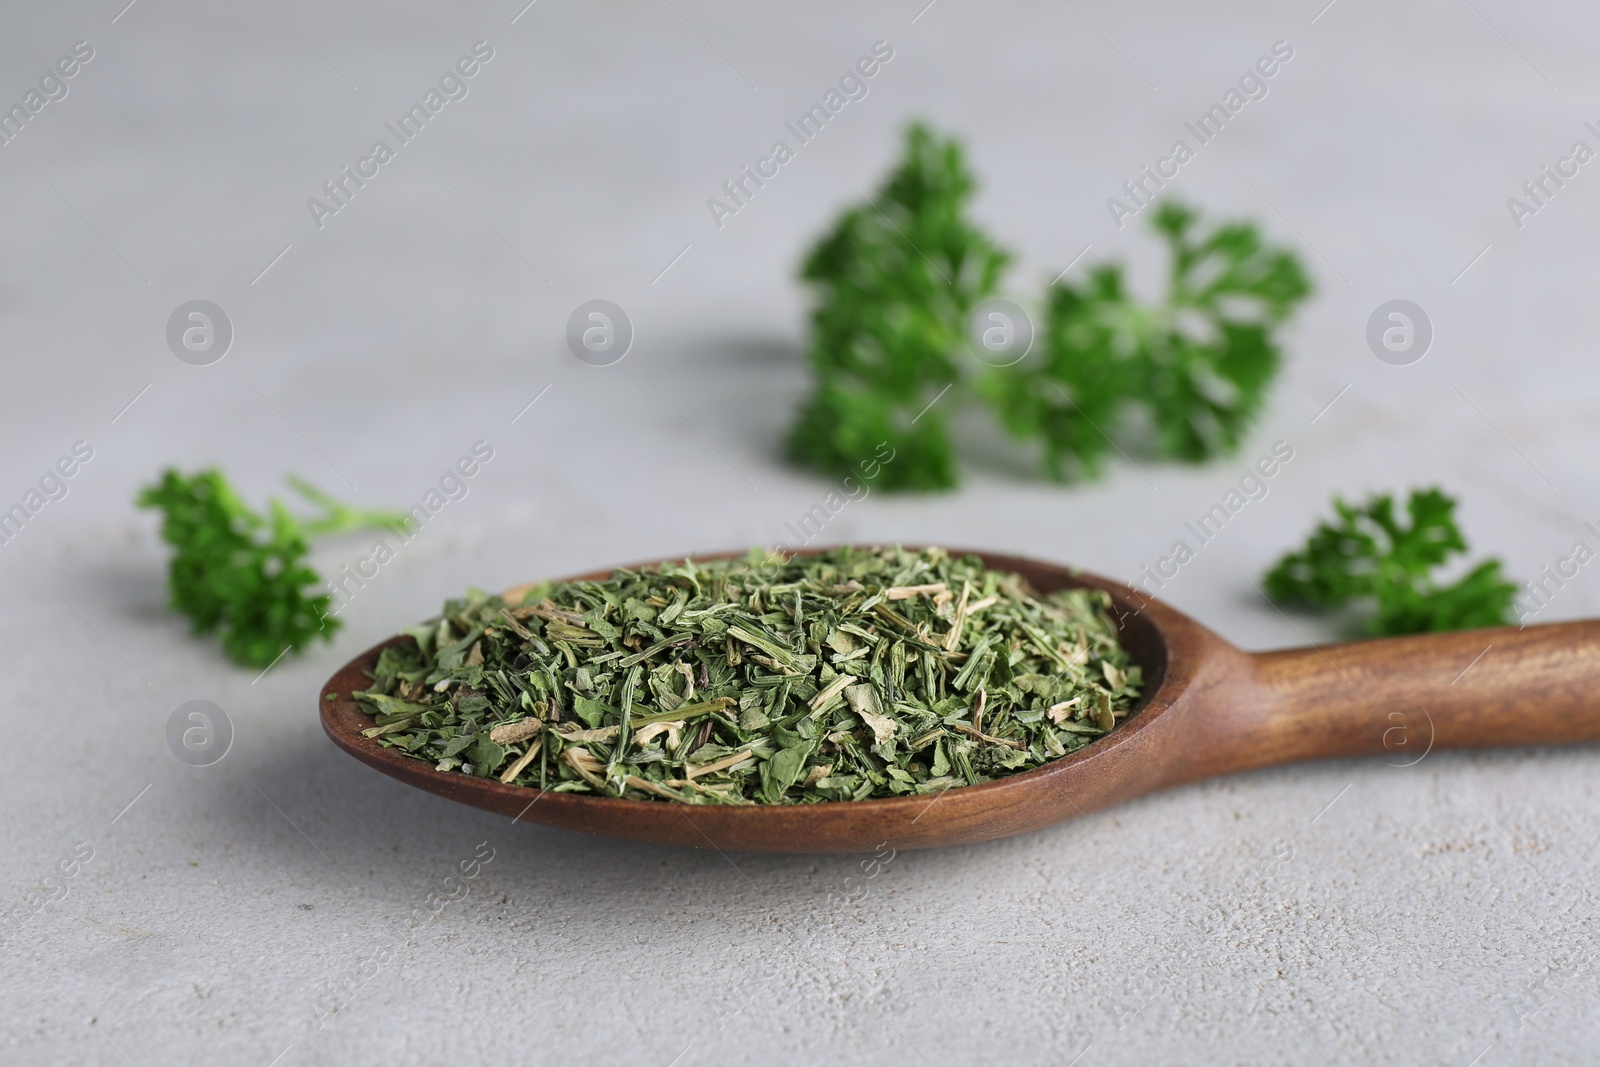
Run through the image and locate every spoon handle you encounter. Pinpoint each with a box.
[1230,620,1600,767]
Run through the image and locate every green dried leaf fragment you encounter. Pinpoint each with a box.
[762,744,813,804]
[468,735,507,777]
[351,691,429,723]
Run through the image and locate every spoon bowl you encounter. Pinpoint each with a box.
[320,548,1600,852]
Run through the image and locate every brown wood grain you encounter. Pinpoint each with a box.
[319,548,1600,853]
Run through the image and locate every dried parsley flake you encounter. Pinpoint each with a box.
[353,546,1142,804]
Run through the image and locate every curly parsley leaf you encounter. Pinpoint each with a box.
[1264,488,1519,636]
[1370,560,1521,636]
[138,469,406,668]
[980,200,1311,479]
[788,122,1011,491]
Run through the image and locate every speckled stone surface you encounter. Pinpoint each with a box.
[4,1,1599,1063]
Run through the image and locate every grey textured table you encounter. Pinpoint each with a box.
[5,1,1599,1063]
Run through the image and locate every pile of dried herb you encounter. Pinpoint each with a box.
[351,546,1142,805]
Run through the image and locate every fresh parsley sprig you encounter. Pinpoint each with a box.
[1264,488,1519,635]
[787,122,1011,491]
[980,201,1311,479]
[138,469,406,668]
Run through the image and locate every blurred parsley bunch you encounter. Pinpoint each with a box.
[788,122,1312,490]
[1264,487,1519,635]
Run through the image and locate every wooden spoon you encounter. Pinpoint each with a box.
[319,548,1600,853]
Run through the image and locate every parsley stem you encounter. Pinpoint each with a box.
[287,476,410,539]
